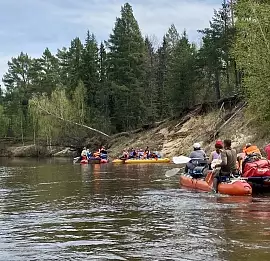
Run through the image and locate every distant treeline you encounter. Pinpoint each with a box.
[0,1,269,145]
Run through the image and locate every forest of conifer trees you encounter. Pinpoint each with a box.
[0,1,269,145]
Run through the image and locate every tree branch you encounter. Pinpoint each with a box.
[32,100,110,138]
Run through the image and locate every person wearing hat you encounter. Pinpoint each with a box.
[209,140,223,164]
[213,139,237,193]
[185,143,207,173]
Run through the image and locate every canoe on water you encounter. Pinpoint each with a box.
[80,158,108,164]
[180,171,252,196]
[74,157,108,164]
[112,158,171,164]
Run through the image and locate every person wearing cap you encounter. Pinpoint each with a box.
[209,140,223,163]
[189,143,206,159]
[185,143,206,172]
[213,139,237,192]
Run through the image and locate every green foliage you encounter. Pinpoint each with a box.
[106,3,146,132]
[233,0,270,126]
[29,84,89,141]
[2,1,262,142]
[198,2,236,100]
[0,105,9,137]
[167,31,198,111]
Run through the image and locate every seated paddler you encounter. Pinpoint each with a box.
[185,142,207,174]
[213,139,237,193]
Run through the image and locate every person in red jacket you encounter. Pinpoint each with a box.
[264,144,270,160]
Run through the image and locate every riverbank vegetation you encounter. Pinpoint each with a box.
[0,1,269,150]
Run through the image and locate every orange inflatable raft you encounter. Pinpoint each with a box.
[180,171,252,196]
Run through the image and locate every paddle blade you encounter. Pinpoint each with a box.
[165,168,181,177]
[172,156,191,165]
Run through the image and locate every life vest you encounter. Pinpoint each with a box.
[93,151,100,157]
[243,145,261,156]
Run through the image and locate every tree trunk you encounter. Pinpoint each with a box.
[214,70,221,100]
[20,114,24,146]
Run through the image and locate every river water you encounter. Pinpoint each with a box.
[0,158,270,261]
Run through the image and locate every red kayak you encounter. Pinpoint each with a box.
[180,171,252,196]
[80,157,108,164]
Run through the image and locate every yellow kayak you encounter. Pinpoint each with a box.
[112,158,171,164]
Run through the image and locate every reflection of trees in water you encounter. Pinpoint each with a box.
[6,162,270,260]
[215,196,270,261]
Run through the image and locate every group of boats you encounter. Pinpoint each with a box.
[172,155,270,196]
[74,152,270,197]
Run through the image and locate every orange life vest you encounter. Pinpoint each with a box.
[243,145,261,156]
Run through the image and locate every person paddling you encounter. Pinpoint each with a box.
[213,139,237,193]
[185,143,206,173]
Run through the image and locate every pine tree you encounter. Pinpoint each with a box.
[167,31,197,112]
[106,3,146,132]
[142,37,158,122]
[57,47,69,87]
[81,31,99,110]
[37,48,61,95]
[98,42,110,118]
[198,3,236,100]
[165,24,180,53]
[156,37,170,119]
[66,37,84,95]
[3,52,34,98]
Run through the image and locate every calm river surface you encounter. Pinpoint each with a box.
[0,158,270,261]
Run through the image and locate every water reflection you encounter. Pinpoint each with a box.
[0,159,269,260]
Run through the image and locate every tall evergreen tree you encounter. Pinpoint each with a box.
[98,42,110,118]
[81,31,99,110]
[198,3,236,100]
[156,37,170,119]
[37,48,61,95]
[3,52,34,98]
[66,37,84,95]
[142,37,158,122]
[165,24,180,53]
[167,31,197,112]
[57,47,69,87]
[106,3,146,132]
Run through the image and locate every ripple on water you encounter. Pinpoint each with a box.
[0,162,270,260]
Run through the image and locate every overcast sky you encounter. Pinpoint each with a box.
[0,0,221,86]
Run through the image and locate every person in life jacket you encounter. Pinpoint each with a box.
[242,143,262,171]
[213,139,237,193]
[209,140,223,165]
[86,149,92,159]
[144,146,150,159]
[100,146,107,159]
[242,143,262,157]
[185,143,207,173]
